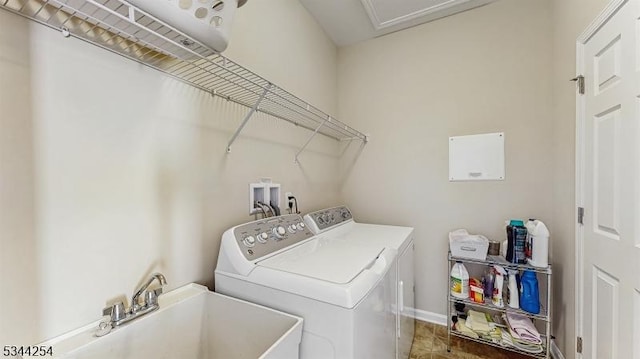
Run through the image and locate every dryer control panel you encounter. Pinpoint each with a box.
[233,214,314,260]
[304,206,353,233]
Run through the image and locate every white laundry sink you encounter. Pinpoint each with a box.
[30,284,303,359]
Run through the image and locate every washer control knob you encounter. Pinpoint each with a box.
[243,236,256,247]
[273,226,286,239]
[298,222,305,230]
[288,224,297,233]
[342,211,350,219]
[257,232,269,243]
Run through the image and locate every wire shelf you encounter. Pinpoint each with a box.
[1,0,368,144]
[450,331,548,359]
[448,295,550,322]
[449,253,552,275]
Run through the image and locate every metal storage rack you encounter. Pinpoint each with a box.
[0,0,368,162]
[447,252,552,359]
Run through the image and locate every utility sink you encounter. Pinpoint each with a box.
[29,284,303,358]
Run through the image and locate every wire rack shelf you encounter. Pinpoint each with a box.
[1,0,368,154]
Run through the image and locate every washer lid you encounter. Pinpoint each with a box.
[257,236,384,284]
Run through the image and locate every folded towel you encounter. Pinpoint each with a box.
[501,331,543,354]
[466,310,490,334]
[456,318,480,338]
[505,312,542,344]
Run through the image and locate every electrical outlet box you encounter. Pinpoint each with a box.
[249,180,281,215]
[449,132,505,181]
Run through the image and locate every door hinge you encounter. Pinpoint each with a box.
[578,207,585,225]
[571,75,585,95]
[577,336,583,354]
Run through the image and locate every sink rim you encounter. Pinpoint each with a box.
[27,283,303,358]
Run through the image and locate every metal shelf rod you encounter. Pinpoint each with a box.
[294,116,329,164]
[226,84,272,153]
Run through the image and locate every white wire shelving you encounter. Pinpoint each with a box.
[0,0,368,161]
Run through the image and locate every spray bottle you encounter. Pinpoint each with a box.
[492,265,507,308]
[507,269,520,308]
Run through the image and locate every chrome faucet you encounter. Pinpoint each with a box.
[100,273,167,333]
[131,272,167,312]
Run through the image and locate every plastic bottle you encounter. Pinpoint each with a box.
[506,220,527,264]
[483,268,495,299]
[507,270,519,309]
[450,262,469,299]
[525,220,550,268]
[520,270,540,314]
[492,265,507,308]
[525,220,536,261]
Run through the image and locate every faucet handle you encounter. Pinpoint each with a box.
[144,288,164,307]
[144,290,158,307]
[103,302,126,322]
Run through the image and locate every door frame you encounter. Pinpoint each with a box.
[574,1,628,358]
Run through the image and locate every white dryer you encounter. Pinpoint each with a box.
[304,206,415,359]
[215,214,400,359]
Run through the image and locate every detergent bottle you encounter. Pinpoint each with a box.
[450,262,469,299]
[506,220,527,264]
[525,219,550,268]
[520,270,540,314]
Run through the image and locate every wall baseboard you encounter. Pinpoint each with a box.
[551,340,565,359]
[413,308,447,326]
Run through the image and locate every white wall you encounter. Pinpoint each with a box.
[550,0,609,357]
[338,0,554,322]
[0,0,342,344]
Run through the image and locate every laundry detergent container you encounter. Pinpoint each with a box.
[128,0,247,52]
[520,270,540,314]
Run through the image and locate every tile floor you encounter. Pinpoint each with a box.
[409,320,531,359]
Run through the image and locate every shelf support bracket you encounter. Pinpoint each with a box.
[226,84,272,153]
[294,116,330,164]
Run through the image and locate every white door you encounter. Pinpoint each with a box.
[577,0,640,358]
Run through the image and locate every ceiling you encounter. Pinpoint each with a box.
[298,0,498,47]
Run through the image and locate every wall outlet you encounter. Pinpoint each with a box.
[285,192,295,213]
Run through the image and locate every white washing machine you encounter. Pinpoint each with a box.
[215,214,400,359]
[303,206,415,359]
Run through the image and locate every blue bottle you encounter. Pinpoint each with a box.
[520,270,540,314]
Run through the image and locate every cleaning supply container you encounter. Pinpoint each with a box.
[520,270,540,314]
[492,265,507,308]
[507,270,520,309]
[483,268,495,299]
[469,278,484,303]
[450,262,469,299]
[525,220,550,268]
[506,220,527,264]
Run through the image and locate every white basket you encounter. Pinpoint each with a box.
[449,229,489,260]
[129,0,239,52]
